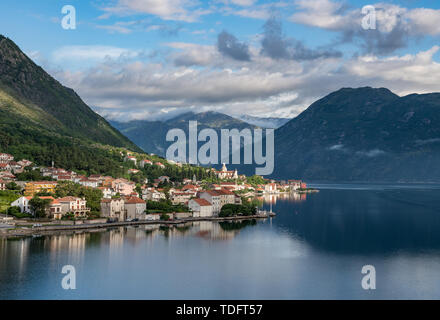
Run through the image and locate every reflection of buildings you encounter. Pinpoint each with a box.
[192,221,237,240]
[0,238,30,279]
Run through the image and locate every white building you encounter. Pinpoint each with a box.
[200,191,222,214]
[188,198,213,217]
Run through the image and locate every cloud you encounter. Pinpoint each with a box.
[290,0,440,55]
[261,14,342,60]
[52,45,141,63]
[48,42,440,121]
[217,31,251,61]
[101,0,211,22]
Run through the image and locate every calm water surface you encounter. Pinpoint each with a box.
[1,184,440,299]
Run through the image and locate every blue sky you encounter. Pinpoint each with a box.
[1,0,440,121]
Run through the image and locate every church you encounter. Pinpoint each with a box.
[215,163,238,180]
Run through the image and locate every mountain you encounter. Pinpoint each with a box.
[271,87,440,182]
[111,111,258,157]
[0,35,142,175]
[236,115,291,129]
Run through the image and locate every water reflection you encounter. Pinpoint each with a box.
[267,188,440,254]
[1,186,440,299]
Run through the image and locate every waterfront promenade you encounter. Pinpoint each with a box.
[0,212,276,238]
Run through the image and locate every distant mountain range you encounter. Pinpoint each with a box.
[113,87,440,182]
[111,111,259,157]
[271,87,440,182]
[0,35,141,175]
[236,115,291,129]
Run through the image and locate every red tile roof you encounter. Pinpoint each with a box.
[124,197,145,204]
[192,198,212,206]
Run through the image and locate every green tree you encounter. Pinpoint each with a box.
[29,196,51,218]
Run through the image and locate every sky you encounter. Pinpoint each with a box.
[1,0,440,121]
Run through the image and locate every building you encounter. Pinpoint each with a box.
[17,160,32,167]
[8,162,23,174]
[0,153,13,164]
[57,196,90,218]
[0,180,6,191]
[78,178,99,188]
[139,159,152,168]
[11,196,32,214]
[216,189,236,207]
[11,196,61,218]
[101,198,126,221]
[200,191,222,214]
[124,155,137,166]
[188,198,213,217]
[154,162,165,169]
[288,180,302,190]
[112,178,135,196]
[142,188,166,201]
[0,163,11,171]
[264,183,277,193]
[215,163,238,180]
[24,181,58,196]
[171,192,193,205]
[124,197,146,220]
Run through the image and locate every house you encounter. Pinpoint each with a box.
[17,160,32,167]
[215,163,238,180]
[171,192,193,205]
[112,178,135,196]
[24,181,58,196]
[11,196,61,218]
[78,178,99,188]
[142,188,166,201]
[188,198,213,217]
[98,187,115,199]
[101,198,126,221]
[0,163,11,171]
[264,183,277,193]
[0,153,13,164]
[8,162,23,174]
[139,159,152,168]
[57,196,90,218]
[200,191,222,214]
[154,162,165,169]
[11,196,32,214]
[0,180,6,191]
[0,172,15,181]
[47,199,63,219]
[182,184,199,192]
[124,197,146,220]
[216,189,236,207]
[288,180,302,190]
[124,155,137,166]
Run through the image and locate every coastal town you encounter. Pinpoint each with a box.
[0,151,312,233]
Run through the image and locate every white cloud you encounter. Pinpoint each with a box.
[101,0,211,22]
[52,45,141,63]
[48,43,440,121]
[291,0,440,36]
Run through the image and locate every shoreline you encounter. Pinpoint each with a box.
[0,213,275,238]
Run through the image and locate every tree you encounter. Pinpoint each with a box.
[29,196,51,218]
[6,182,20,191]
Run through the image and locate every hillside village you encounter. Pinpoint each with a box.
[0,151,308,223]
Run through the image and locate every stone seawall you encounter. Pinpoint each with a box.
[1,214,275,238]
